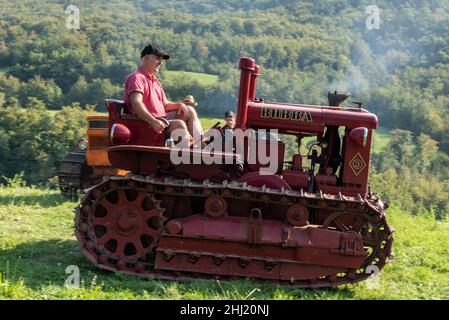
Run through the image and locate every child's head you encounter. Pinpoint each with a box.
[224,111,235,128]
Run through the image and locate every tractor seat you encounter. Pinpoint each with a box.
[105,99,168,146]
[105,99,140,120]
[105,99,128,115]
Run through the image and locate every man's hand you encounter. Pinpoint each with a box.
[149,118,168,133]
[177,102,189,119]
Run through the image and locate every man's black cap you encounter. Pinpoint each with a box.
[225,111,235,118]
[141,44,171,60]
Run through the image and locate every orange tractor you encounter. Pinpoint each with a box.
[75,57,393,287]
[57,115,127,199]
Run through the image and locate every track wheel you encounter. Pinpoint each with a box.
[87,186,165,261]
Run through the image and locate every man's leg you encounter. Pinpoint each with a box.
[167,108,203,146]
[167,108,203,137]
[167,119,191,146]
[184,106,203,138]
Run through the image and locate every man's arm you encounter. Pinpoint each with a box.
[164,100,180,112]
[163,97,189,118]
[130,92,167,133]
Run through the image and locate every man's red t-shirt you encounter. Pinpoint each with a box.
[124,67,167,117]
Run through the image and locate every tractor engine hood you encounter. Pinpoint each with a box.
[246,101,378,134]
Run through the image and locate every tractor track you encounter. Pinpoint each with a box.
[75,173,394,288]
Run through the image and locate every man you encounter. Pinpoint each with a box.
[124,44,203,140]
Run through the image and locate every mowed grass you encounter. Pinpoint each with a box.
[0,185,448,300]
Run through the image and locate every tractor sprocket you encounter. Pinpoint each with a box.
[76,180,166,272]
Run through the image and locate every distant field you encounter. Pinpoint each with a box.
[163,70,219,86]
[0,185,448,300]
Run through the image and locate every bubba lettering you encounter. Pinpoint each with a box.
[260,108,312,122]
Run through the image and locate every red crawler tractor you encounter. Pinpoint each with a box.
[75,57,394,287]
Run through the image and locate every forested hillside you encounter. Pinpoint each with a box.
[1,0,448,217]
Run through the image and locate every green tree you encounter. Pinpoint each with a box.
[22,75,62,108]
[65,76,90,106]
[416,133,439,173]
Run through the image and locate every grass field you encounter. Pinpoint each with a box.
[0,185,448,300]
